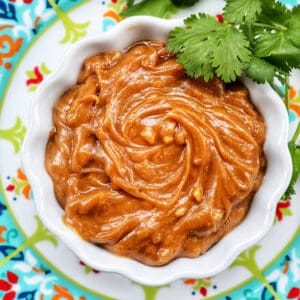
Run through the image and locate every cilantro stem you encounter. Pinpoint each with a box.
[253,22,287,31]
[270,82,285,99]
[292,121,300,143]
[248,24,254,46]
[284,75,290,112]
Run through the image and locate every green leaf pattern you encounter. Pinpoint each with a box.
[48,0,90,44]
[0,216,58,268]
[231,245,282,300]
[0,117,26,154]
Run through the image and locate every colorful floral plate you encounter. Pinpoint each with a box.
[0,1,299,299]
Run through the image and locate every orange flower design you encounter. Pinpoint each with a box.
[0,226,6,243]
[52,285,86,300]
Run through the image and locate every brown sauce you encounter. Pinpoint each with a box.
[45,41,266,266]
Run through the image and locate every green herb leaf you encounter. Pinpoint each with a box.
[289,6,300,48]
[260,0,291,25]
[282,142,300,200]
[167,14,251,82]
[126,0,135,7]
[120,0,178,18]
[255,35,300,72]
[246,56,277,84]
[282,122,300,200]
[254,2,300,71]
[223,0,263,24]
[171,0,200,7]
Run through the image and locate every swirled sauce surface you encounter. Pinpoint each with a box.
[46,41,266,266]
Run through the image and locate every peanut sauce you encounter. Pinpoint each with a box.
[45,41,266,266]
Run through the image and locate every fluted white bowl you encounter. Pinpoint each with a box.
[21,16,292,286]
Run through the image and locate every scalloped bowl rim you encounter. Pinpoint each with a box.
[21,16,292,286]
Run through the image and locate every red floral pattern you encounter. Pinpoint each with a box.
[276,200,291,221]
[0,271,18,300]
[288,287,300,299]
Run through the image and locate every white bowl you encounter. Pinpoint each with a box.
[21,16,292,286]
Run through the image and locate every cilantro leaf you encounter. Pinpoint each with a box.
[254,2,300,71]
[282,142,300,200]
[254,34,300,72]
[223,0,263,24]
[120,0,178,19]
[260,0,291,24]
[171,0,200,7]
[282,122,300,200]
[211,27,251,82]
[124,0,300,105]
[121,0,201,18]
[246,56,277,84]
[126,0,135,7]
[167,14,251,82]
[289,6,300,48]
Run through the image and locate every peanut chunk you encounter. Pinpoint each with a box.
[175,128,186,145]
[175,207,187,217]
[163,136,173,144]
[141,126,156,145]
[161,120,177,144]
[152,232,162,244]
[193,158,201,166]
[158,248,171,261]
[193,187,202,202]
[213,210,223,221]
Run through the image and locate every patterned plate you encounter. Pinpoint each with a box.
[0,1,299,299]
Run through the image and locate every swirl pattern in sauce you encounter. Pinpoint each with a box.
[46,41,266,266]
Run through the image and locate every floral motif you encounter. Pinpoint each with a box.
[6,168,32,200]
[0,27,23,70]
[0,269,37,300]
[14,250,56,296]
[132,283,170,300]
[52,285,86,300]
[267,255,291,295]
[290,249,300,283]
[281,86,300,122]
[3,1,61,43]
[265,250,300,299]
[0,226,7,243]
[0,117,26,153]
[288,287,300,299]
[48,0,89,44]
[102,0,126,32]
[0,202,7,216]
[25,62,51,92]
[108,0,127,15]
[184,278,214,297]
[0,271,19,300]
[0,216,57,268]
[276,200,292,222]
[289,87,300,122]
[0,1,17,21]
[231,245,282,300]
[79,261,100,275]
[8,0,34,4]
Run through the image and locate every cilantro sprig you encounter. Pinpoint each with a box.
[282,122,300,200]
[121,0,300,199]
[121,0,200,18]
[121,0,177,18]
[168,14,251,82]
[168,1,300,92]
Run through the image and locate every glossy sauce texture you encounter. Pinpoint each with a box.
[46,41,266,265]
